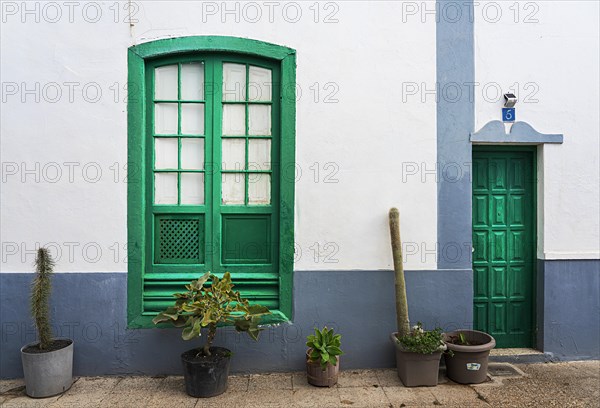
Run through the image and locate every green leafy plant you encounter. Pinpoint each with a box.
[152,272,271,357]
[446,332,477,347]
[396,322,447,355]
[306,327,343,370]
[457,332,470,345]
[31,248,55,350]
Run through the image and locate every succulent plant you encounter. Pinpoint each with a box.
[306,327,343,370]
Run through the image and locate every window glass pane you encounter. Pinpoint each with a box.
[222,104,246,136]
[155,103,178,134]
[181,173,204,205]
[222,173,245,205]
[248,173,271,205]
[154,65,178,100]
[222,138,246,171]
[154,173,178,204]
[181,103,204,135]
[248,105,271,135]
[154,138,178,169]
[222,63,246,102]
[181,62,204,100]
[248,139,271,171]
[248,66,272,102]
[181,138,204,170]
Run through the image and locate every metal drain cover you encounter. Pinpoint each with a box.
[488,363,523,377]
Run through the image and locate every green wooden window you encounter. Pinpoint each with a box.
[127,37,296,328]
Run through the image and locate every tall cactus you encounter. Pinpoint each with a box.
[31,248,54,350]
[389,208,410,338]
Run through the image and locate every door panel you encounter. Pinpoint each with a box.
[222,214,271,264]
[472,149,535,348]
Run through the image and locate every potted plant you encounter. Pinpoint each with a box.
[153,271,271,398]
[390,323,446,387]
[388,208,444,387]
[443,329,496,384]
[305,327,343,387]
[21,248,73,398]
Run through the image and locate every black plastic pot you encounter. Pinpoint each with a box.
[443,330,496,384]
[181,346,231,398]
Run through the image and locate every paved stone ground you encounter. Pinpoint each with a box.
[1,361,598,407]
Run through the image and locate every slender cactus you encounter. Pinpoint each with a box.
[31,248,54,350]
[389,208,410,338]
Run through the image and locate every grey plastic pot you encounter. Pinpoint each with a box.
[443,330,495,384]
[21,338,73,398]
[390,332,441,387]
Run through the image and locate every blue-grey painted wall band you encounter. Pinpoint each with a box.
[436,0,474,271]
[1,270,473,378]
[536,260,600,360]
[2,265,597,379]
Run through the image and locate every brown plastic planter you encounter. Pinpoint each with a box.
[306,350,339,387]
[390,332,442,387]
[443,330,496,384]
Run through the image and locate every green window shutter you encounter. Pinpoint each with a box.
[154,215,204,264]
[127,37,296,328]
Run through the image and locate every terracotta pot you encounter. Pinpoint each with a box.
[306,350,339,387]
[390,332,441,387]
[443,330,496,384]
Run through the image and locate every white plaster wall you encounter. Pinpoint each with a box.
[475,1,600,260]
[0,1,438,272]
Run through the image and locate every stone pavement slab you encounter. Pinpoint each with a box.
[290,386,341,408]
[146,376,196,408]
[96,376,165,408]
[338,386,389,408]
[0,360,598,407]
[204,388,295,408]
[374,368,401,387]
[337,370,380,388]
[46,377,120,408]
[248,373,292,391]
[382,386,438,407]
[0,380,24,395]
[471,361,599,408]
[429,383,488,407]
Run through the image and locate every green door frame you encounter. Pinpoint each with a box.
[472,145,538,348]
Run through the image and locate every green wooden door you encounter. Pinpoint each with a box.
[472,148,535,348]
